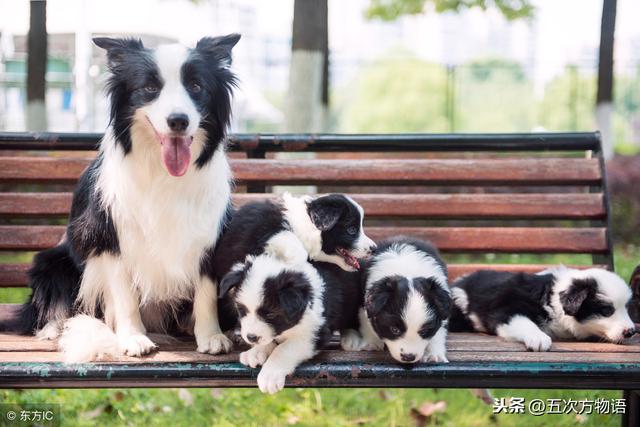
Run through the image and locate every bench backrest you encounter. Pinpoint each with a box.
[0,132,613,290]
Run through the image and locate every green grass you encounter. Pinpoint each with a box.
[1,245,637,426]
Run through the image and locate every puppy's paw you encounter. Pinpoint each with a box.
[524,332,552,352]
[257,367,288,394]
[240,344,274,368]
[197,333,233,354]
[119,334,157,357]
[360,338,385,351]
[422,350,449,364]
[340,329,364,351]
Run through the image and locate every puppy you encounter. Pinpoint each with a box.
[218,255,361,394]
[449,266,637,350]
[346,237,451,364]
[212,193,376,277]
[630,265,640,324]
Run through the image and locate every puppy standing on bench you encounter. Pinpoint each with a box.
[449,266,637,350]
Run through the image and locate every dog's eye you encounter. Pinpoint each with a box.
[265,313,278,320]
[190,83,202,93]
[600,306,614,317]
[389,326,401,336]
[144,84,159,94]
[347,226,358,236]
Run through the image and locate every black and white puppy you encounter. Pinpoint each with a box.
[449,266,637,351]
[218,255,361,394]
[0,35,241,361]
[346,237,451,364]
[213,192,376,277]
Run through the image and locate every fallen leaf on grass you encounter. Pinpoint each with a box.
[80,404,113,420]
[177,388,194,406]
[410,400,447,427]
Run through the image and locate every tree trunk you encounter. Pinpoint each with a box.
[285,0,328,132]
[596,0,617,158]
[26,0,48,131]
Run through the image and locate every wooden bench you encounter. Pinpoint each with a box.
[0,131,638,423]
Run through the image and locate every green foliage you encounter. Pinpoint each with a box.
[366,0,535,21]
[340,58,450,133]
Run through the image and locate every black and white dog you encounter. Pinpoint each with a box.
[218,254,361,394]
[1,35,241,360]
[213,193,376,278]
[449,266,637,350]
[345,237,451,364]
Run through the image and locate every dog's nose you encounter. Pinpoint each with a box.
[623,327,637,339]
[167,113,189,132]
[368,243,377,253]
[400,352,416,362]
[246,333,260,343]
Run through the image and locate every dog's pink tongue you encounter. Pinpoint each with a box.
[159,135,192,177]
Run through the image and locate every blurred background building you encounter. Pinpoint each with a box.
[0,0,639,152]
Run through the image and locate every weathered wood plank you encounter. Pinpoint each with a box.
[0,157,602,185]
[0,225,607,253]
[0,192,606,220]
[0,263,608,288]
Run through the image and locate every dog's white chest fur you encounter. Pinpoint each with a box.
[97,135,231,303]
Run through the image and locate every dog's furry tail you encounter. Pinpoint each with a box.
[0,242,80,335]
[58,315,120,363]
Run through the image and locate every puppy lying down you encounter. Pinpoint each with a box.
[449,266,637,350]
[218,254,361,394]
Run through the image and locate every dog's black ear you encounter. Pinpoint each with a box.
[196,34,241,68]
[414,277,451,320]
[219,268,245,299]
[308,196,345,231]
[629,266,640,323]
[277,275,312,322]
[93,37,145,68]
[365,276,402,317]
[559,277,597,316]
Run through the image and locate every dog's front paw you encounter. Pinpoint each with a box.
[36,321,60,340]
[197,333,233,354]
[524,332,552,352]
[240,344,274,368]
[119,334,157,357]
[423,350,449,363]
[340,329,365,351]
[360,337,384,351]
[257,367,288,394]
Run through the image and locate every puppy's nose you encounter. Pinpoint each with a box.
[623,327,637,339]
[167,113,189,132]
[400,352,416,362]
[246,333,260,343]
[368,243,377,253]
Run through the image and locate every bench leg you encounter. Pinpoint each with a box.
[622,390,640,427]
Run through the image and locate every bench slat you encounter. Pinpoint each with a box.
[0,225,607,253]
[0,192,606,220]
[0,332,636,353]
[0,263,608,288]
[0,157,602,185]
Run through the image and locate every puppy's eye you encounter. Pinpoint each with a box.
[389,326,401,336]
[347,226,358,236]
[265,313,278,320]
[190,83,202,93]
[144,84,159,94]
[236,305,247,317]
[600,306,614,317]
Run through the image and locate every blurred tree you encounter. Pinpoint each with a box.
[366,0,534,21]
[26,0,47,130]
[538,66,595,132]
[286,0,328,132]
[341,59,449,133]
[596,0,617,158]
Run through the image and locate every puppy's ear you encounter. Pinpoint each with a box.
[308,196,344,231]
[365,276,402,316]
[277,276,312,321]
[93,37,145,69]
[630,266,640,323]
[414,277,451,320]
[559,277,597,316]
[196,33,241,68]
[219,269,245,299]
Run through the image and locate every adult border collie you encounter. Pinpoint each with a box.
[1,34,240,358]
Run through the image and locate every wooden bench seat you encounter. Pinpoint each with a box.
[1,131,638,422]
